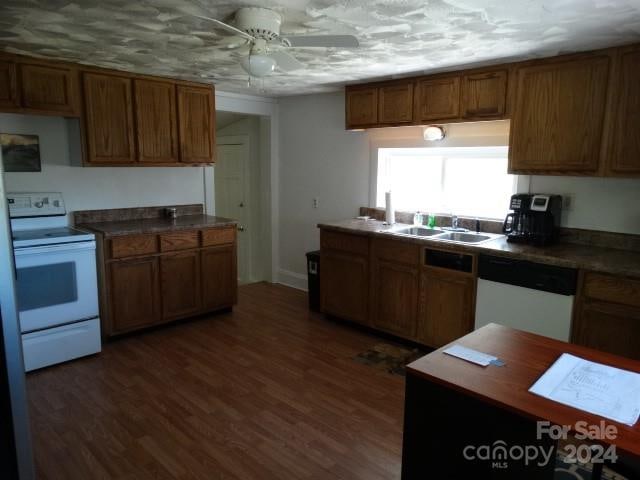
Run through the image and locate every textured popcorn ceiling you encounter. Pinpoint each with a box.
[1,0,640,96]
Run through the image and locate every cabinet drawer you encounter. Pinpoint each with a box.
[201,227,236,247]
[160,230,199,252]
[373,238,420,265]
[110,234,158,259]
[583,273,640,308]
[320,230,369,256]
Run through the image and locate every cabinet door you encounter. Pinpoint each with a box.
[417,269,475,348]
[19,63,79,115]
[160,251,202,319]
[83,73,135,164]
[0,60,18,109]
[201,245,237,310]
[378,83,413,124]
[461,69,507,119]
[605,46,640,176]
[509,56,610,174]
[134,79,178,163]
[573,301,640,360]
[177,85,215,163]
[371,259,419,338]
[414,76,460,122]
[345,87,378,128]
[320,250,368,324]
[108,257,159,333]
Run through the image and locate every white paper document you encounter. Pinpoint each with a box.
[529,353,640,426]
[443,344,498,367]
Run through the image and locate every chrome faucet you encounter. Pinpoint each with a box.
[451,215,459,230]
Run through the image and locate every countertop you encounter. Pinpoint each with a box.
[79,214,237,238]
[318,219,640,278]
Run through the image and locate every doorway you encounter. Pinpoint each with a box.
[215,113,270,284]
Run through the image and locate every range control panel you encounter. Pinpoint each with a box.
[7,192,66,218]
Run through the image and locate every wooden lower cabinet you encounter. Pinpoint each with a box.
[108,256,160,333]
[320,250,369,324]
[102,227,237,337]
[572,272,640,360]
[573,301,640,360]
[417,268,475,348]
[201,245,237,310]
[371,259,419,338]
[160,251,201,319]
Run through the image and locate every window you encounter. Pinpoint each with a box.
[376,146,516,220]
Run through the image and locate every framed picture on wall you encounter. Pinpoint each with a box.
[0,133,42,172]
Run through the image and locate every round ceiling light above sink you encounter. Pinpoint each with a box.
[423,125,446,142]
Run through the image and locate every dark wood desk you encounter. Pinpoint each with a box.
[402,323,640,479]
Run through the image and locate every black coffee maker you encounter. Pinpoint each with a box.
[503,193,562,246]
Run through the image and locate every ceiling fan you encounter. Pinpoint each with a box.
[194,7,359,77]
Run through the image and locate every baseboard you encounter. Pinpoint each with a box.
[277,269,308,291]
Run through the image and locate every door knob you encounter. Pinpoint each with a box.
[239,202,244,207]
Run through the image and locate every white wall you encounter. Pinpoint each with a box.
[277,91,640,287]
[0,114,211,222]
[278,92,370,288]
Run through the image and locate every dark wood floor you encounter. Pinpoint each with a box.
[27,283,405,479]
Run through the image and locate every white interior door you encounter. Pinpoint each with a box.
[215,140,251,284]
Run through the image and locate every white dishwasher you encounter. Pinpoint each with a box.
[474,255,578,341]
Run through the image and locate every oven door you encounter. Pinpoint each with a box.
[14,241,98,333]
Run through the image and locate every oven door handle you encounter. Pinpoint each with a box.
[14,241,96,256]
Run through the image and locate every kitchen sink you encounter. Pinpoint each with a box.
[434,232,494,243]
[391,226,444,237]
[383,224,503,244]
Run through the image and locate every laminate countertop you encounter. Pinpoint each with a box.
[79,214,237,238]
[318,219,640,279]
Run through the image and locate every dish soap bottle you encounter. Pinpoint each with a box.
[413,211,423,226]
[427,213,436,228]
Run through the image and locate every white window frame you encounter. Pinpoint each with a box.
[369,138,530,218]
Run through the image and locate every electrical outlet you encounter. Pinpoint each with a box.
[313,197,319,209]
[563,194,574,211]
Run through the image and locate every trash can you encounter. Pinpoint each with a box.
[306,250,320,311]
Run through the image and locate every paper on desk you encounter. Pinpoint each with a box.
[529,353,640,426]
[443,344,498,367]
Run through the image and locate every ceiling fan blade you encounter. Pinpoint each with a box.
[192,14,255,42]
[281,35,359,48]
[268,50,305,72]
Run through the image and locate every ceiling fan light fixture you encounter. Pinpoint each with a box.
[240,54,276,77]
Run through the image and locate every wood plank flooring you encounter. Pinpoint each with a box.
[27,283,405,479]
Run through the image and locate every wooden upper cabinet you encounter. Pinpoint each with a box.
[177,84,215,163]
[509,55,611,174]
[414,76,460,123]
[83,72,135,164]
[134,79,178,163]
[604,46,640,176]
[19,63,79,116]
[378,82,413,124]
[0,60,18,109]
[345,86,378,128]
[460,69,508,119]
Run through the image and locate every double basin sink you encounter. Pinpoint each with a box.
[383,225,503,245]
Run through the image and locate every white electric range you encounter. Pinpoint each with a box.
[8,192,101,372]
